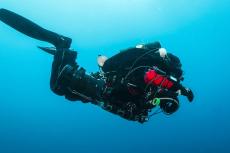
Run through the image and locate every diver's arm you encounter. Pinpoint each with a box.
[0,8,71,49]
[173,83,194,102]
[179,85,194,102]
[159,84,194,103]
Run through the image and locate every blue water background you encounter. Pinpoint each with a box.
[0,0,229,153]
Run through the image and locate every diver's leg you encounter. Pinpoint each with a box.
[56,64,105,102]
[50,49,77,95]
[50,52,105,102]
[0,8,71,48]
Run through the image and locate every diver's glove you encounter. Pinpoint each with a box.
[181,87,194,102]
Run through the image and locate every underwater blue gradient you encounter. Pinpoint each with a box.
[0,0,229,153]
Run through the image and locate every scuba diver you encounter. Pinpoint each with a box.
[0,8,194,123]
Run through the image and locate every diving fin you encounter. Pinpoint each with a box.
[0,8,72,49]
[38,46,57,55]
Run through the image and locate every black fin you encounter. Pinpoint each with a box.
[38,46,56,55]
[0,8,72,48]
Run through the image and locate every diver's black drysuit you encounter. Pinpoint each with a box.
[0,8,194,123]
[50,41,193,123]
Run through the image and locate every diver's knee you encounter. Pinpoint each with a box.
[50,84,65,96]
